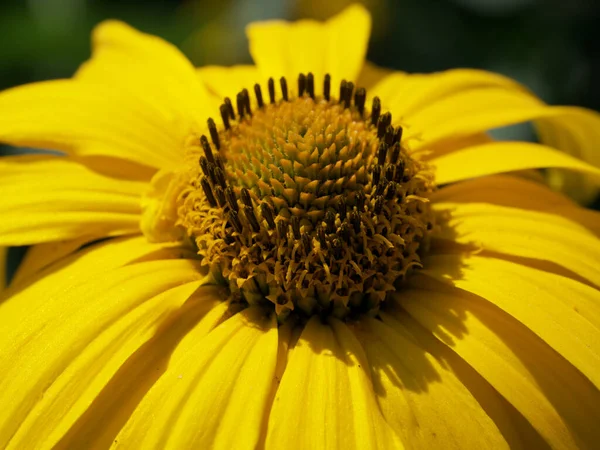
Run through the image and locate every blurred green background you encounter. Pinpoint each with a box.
[1,0,598,111]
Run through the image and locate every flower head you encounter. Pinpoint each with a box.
[1,5,600,449]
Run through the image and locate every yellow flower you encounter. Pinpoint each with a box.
[1,4,600,449]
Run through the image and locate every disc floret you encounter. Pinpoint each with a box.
[178,74,435,320]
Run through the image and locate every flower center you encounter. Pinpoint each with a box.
[178,74,435,321]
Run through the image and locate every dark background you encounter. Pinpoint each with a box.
[1,0,599,110]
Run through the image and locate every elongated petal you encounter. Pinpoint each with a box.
[7,282,223,450]
[419,254,600,390]
[77,20,212,127]
[9,236,102,287]
[2,235,199,298]
[247,5,371,90]
[380,308,549,449]
[433,141,600,185]
[198,65,261,105]
[402,81,600,162]
[0,256,207,449]
[0,156,145,245]
[371,69,528,121]
[266,316,402,449]
[353,316,511,449]
[395,284,600,449]
[432,175,600,236]
[0,81,188,170]
[433,201,600,287]
[537,111,600,203]
[111,307,277,450]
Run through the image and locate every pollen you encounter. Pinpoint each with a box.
[178,74,435,321]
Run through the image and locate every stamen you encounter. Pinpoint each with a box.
[260,202,276,229]
[302,232,312,253]
[220,104,231,130]
[377,112,392,138]
[395,160,405,183]
[355,190,366,212]
[291,216,301,240]
[371,97,381,126]
[242,88,252,116]
[385,164,395,182]
[372,164,382,186]
[241,188,253,208]
[214,185,226,207]
[224,97,235,119]
[374,196,384,214]
[349,210,361,233]
[268,78,275,104]
[214,166,227,189]
[339,80,347,106]
[200,135,214,163]
[245,205,260,232]
[339,222,350,243]
[324,210,335,233]
[307,72,315,99]
[200,177,217,207]
[236,92,245,119]
[338,197,347,221]
[298,73,306,97]
[377,142,388,165]
[389,142,400,164]
[354,87,366,115]
[207,118,220,150]
[394,126,403,144]
[225,186,238,212]
[199,156,210,178]
[316,225,327,247]
[254,83,264,108]
[229,210,243,233]
[324,74,331,101]
[386,181,397,200]
[345,82,354,109]
[214,155,225,171]
[280,77,289,101]
[384,126,395,146]
[277,220,288,241]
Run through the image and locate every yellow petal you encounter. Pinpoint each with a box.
[395,284,600,449]
[0,156,145,245]
[356,62,394,90]
[432,174,600,236]
[3,235,199,297]
[537,111,600,203]
[418,254,600,390]
[10,236,100,288]
[432,141,600,185]
[433,201,600,287]
[266,316,402,449]
[0,80,189,170]
[403,82,600,159]
[77,20,212,127]
[112,307,277,450]
[7,282,223,450]
[353,316,511,449]
[371,69,528,123]
[198,65,261,105]
[0,256,207,449]
[247,5,371,91]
